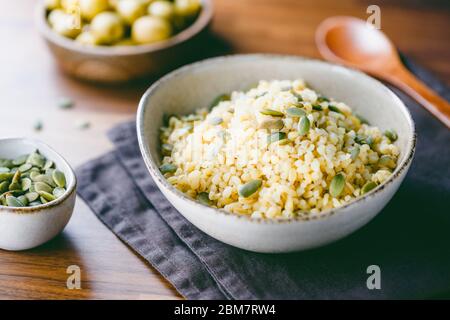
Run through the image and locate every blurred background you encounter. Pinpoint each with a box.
[1,1,448,168]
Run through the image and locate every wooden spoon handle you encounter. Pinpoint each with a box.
[388,66,450,128]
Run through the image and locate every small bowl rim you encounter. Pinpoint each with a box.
[0,137,77,214]
[137,54,416,225]
[35,0,214,56]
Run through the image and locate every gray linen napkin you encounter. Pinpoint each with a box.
[77,58,450,300]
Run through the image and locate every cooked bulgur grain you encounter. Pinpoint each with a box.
[159,80,400,219]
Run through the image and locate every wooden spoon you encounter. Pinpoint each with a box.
[316,16,450,128]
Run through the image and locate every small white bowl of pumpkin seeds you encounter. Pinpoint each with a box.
[0,138,77,251]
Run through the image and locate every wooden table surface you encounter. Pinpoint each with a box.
[0,0,448,300]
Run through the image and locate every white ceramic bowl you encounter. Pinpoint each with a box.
[0,138,77,251]
[137,54,416,253]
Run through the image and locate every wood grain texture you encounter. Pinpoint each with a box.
[0,0,448,300]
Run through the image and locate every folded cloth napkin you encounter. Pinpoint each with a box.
[77,57,450,300]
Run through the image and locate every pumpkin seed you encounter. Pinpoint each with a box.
[0,159,13,168]
[350,145,360,161]
[21,172,30,179]
[286,107,306,117]
[0,181,9,193]
[17,195,29,206]
[208,117,223,125]
[328,105,341,113]
[197,192,212,206]
[12,155,27,166]
[355,134,373,146]
[18,163,32,172]
[57,97,74,109]
[354,135,365,144]
[238,180,262,198]
[267,132,287,144]
[384,130,398,141]
[9,182,21,191]
[161,143,173,156]
[25,192,39,202]
[209,94,230,110]
[34,120,43,132]
[12,170,21,184]
[52,170,66,188]
[255,92,268,98]
[34,174,56,187]
[361,181,377,194]
[0,172,14,182]
[53,187,66,198]
[6,196,24,207]
[75,120,91,130]
[34,182,53,193]
[378,155,396,169]
[38,191,56,202]
[0,167,10,173]
[27,152,45,168]
[278,139,291,146]
[317,95,329,103]
[30,171,40,180]
[330,173,345,198]
[260,109,284,117]
[40,196,48,204]
[21,178,32,191]
[43,160,54,170]
[259,119,284,130]
[297,116,310,136]
[160,163,177,174]
[312,104,323,111]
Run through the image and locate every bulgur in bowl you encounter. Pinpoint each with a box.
[137,54,416,253]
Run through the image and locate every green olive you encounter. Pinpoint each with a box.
[148,1,175,20]
[51,12,82,38]
[116,0,147,25]
[90,12,124,44]
[132,16,172,44]
[174,0,201,17]
[48,9,65,27]
[79,0,110,21]
[75,31,101,45]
